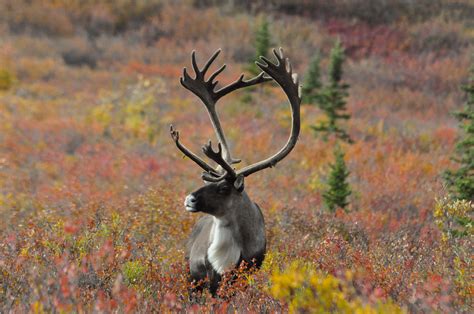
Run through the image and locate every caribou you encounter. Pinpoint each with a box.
[170,48,301,295]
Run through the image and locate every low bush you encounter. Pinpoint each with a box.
[0,68,15,90]
[62,50,98,69]
[270,261,404,313]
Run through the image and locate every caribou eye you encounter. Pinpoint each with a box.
[217,184,231,195]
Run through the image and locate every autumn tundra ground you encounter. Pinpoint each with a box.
[0,1,472,312]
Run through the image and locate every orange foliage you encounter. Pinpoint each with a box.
[125,61,182,78]
[0,1,471,312]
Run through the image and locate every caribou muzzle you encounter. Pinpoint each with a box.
[184,194,199,212]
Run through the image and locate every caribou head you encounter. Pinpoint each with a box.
[170,48,301,295]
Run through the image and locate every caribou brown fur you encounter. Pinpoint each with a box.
[170,48,301,296]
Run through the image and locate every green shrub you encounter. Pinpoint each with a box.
[248,17,271,75]
[302,54,322,104]
[444,68,474,201]
[0,69,15,91]
[323,146,351,212]
[434,197,473,242]
[122,260,146,285]
[310,40,352,143]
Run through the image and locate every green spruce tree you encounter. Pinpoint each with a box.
[302,54,322,104]
[248,17,271,75]
[323,145,352,212]
[444,68,474,201]
[311,40,352,143]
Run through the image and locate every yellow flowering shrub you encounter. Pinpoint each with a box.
[270,262,404,314]
[0,68,15,90]
[433,197,473,306]
[434,197,473,242]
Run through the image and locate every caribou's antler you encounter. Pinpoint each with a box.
[180,49,271,166]
[171,48,301,183]
[236,48,301,178]
[170,125,221,176]
[202,141,237,179]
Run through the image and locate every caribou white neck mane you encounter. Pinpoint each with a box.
[207,217,241,274]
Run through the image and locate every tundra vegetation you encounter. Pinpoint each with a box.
[0,0,473,312]
[304,40,353,212]
[247,17,271,75]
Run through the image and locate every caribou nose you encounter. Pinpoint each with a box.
[185,194,197,204]
[184,194,198,212]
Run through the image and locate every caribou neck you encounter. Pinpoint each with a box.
[208,216,241,274]
[207,191,265,274]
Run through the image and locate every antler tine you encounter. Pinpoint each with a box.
[236,48,301,178]
[201,49,221,76]
[207,64,227,85]
[190,49,223,80]
[181,49,268,166]
[258,47,283,68]
[180,68,191,85]
[202,141,236,179]
[191,51,200,78]
[276,47,285,63]
[214,72,272,101]
[169,125,220,176]
[201,171,227,182]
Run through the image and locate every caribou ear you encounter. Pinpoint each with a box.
[234,175,244,192]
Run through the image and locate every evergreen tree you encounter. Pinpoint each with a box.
[248,17,271,75]
[323,146,352,212]
[302,54,322,104]
[311,40,352,143]
[444,69,474,201]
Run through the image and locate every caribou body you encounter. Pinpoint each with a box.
[170,48,301,295]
